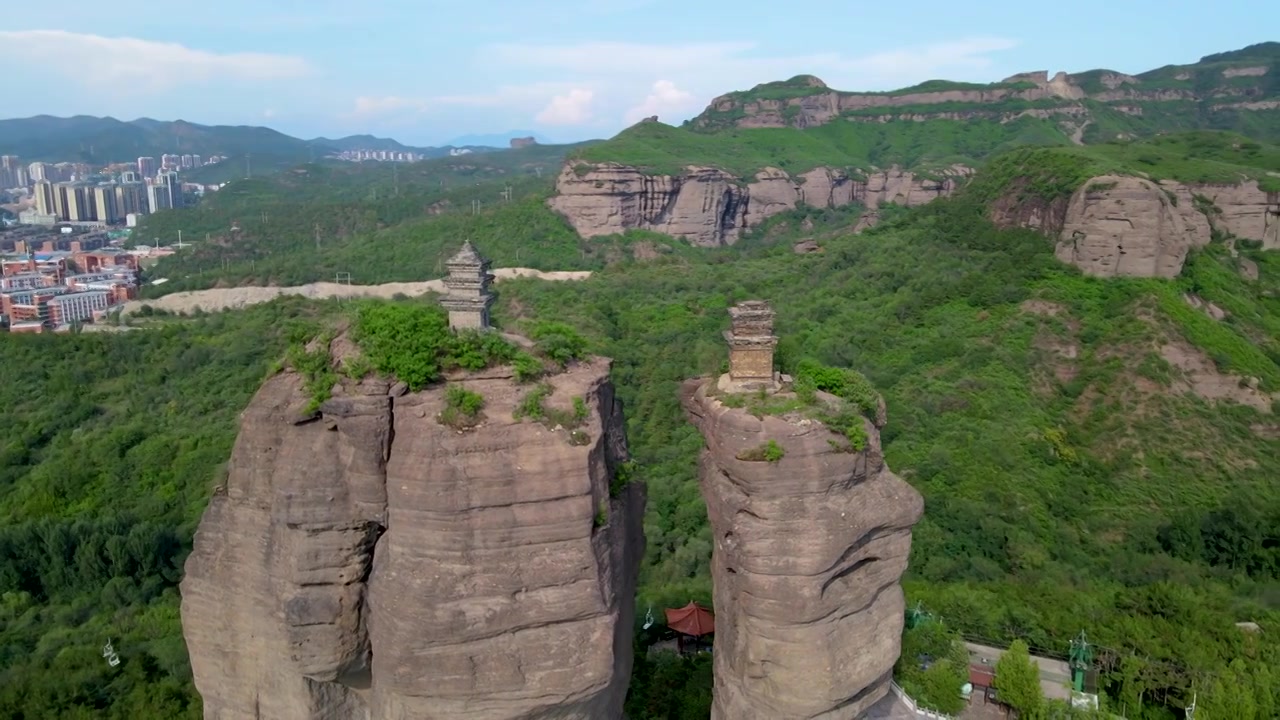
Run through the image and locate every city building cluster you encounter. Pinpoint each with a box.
[0,225,148,332]
[2,152,227,227]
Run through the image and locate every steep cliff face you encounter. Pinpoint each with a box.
[680,378,924,719]
[548,163,968,246]
[181,354,644,720]
[992,174,1278,278]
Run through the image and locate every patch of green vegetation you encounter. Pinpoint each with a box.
[715,75,831,103]
[736,439,785,463]
[840,97,1066,118]
[528,320,590,367]
[895,618,970,715]
[350,302,522,389]
[438,384,485,429]
[513,382,589,433]
[573,116,1072,177]
[285,327,339,411]
[967,130,1280,206]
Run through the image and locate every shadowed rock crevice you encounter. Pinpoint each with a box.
[181,351,644,720]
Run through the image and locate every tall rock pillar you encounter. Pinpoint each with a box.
[681,300,924,719]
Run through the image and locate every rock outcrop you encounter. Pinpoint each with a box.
[181,353,644,720]
[1052,176,1212,278]
[549,163,968,246]
[680,378,924,719]
[994,174,1278,278]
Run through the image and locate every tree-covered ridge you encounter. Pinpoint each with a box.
[681,43,1279,140]
[965,131,1280,206]
[572,115,1072,177]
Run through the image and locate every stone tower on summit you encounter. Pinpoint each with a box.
[440,240,495,330]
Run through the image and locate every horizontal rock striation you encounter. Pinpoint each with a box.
[549,163,968,246]
[993,175,1278,278]
[680,379,924,719]
[181,353,644,720]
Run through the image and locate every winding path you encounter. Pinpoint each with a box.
[120,268,593,317]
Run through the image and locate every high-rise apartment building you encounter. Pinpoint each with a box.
[33,181,57,217]
[91,186,121,224]
[137,157,157,177]
[146,182,172,213]
[191,154,202,167]
[161,153,180,169]
[117,183,147,216]
[28,162,48,182]
[161,171,183,209]
[0,156,27,188]
[63,184,93,222]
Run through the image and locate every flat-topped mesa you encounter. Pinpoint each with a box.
[440,240,496,330]
[181,297,644,719]
[681,301,924,720]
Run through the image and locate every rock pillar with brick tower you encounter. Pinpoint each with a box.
[721,300,781,393]
[681,299,924,719]
[440,240,495,330]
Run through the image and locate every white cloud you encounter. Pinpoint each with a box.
[624,80,698,124]
[0,30,309,95]
[482,37,1020,126]
[534,89,595,125]
[348,96,429,118]
[432,82,579,109]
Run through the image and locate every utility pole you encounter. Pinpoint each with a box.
[314,224,321,250]
[393,163,399,196]
[246,153,252,179]
[501,185,512,203]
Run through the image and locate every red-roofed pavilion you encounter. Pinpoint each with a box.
[664,602,714,654]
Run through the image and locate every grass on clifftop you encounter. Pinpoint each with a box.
[966,130,1280,205]
[573,117,1072,177]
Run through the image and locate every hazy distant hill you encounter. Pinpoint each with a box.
[445,130,551,147]
[308,134,498,156]
[0,115,330,166]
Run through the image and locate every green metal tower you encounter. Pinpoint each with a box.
[1069,630,1094,692]
[905,601,934,630]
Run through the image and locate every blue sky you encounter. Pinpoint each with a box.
[1,0,1274,146]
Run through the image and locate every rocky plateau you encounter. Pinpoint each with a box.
[681,378,924,719]
[180,349,645,720]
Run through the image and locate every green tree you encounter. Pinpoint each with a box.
[1198,659,1258,720]
[995,640,1044,718]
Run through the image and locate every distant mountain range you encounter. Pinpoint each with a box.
[0,115,509,175]
[444,130,550,147]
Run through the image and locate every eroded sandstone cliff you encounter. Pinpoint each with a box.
[549,163,969,246]
[993,174,1279,278]
[680,378,923,719]
[181,352,644,720]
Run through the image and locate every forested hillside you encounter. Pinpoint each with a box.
[5,44,1280,719]
[9,187,1277,718]
[134,142,611,293]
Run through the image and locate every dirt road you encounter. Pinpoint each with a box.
[120,268,593,317]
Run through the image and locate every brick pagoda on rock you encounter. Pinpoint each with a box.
[440,240,495,330]
[722,300,779,392]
